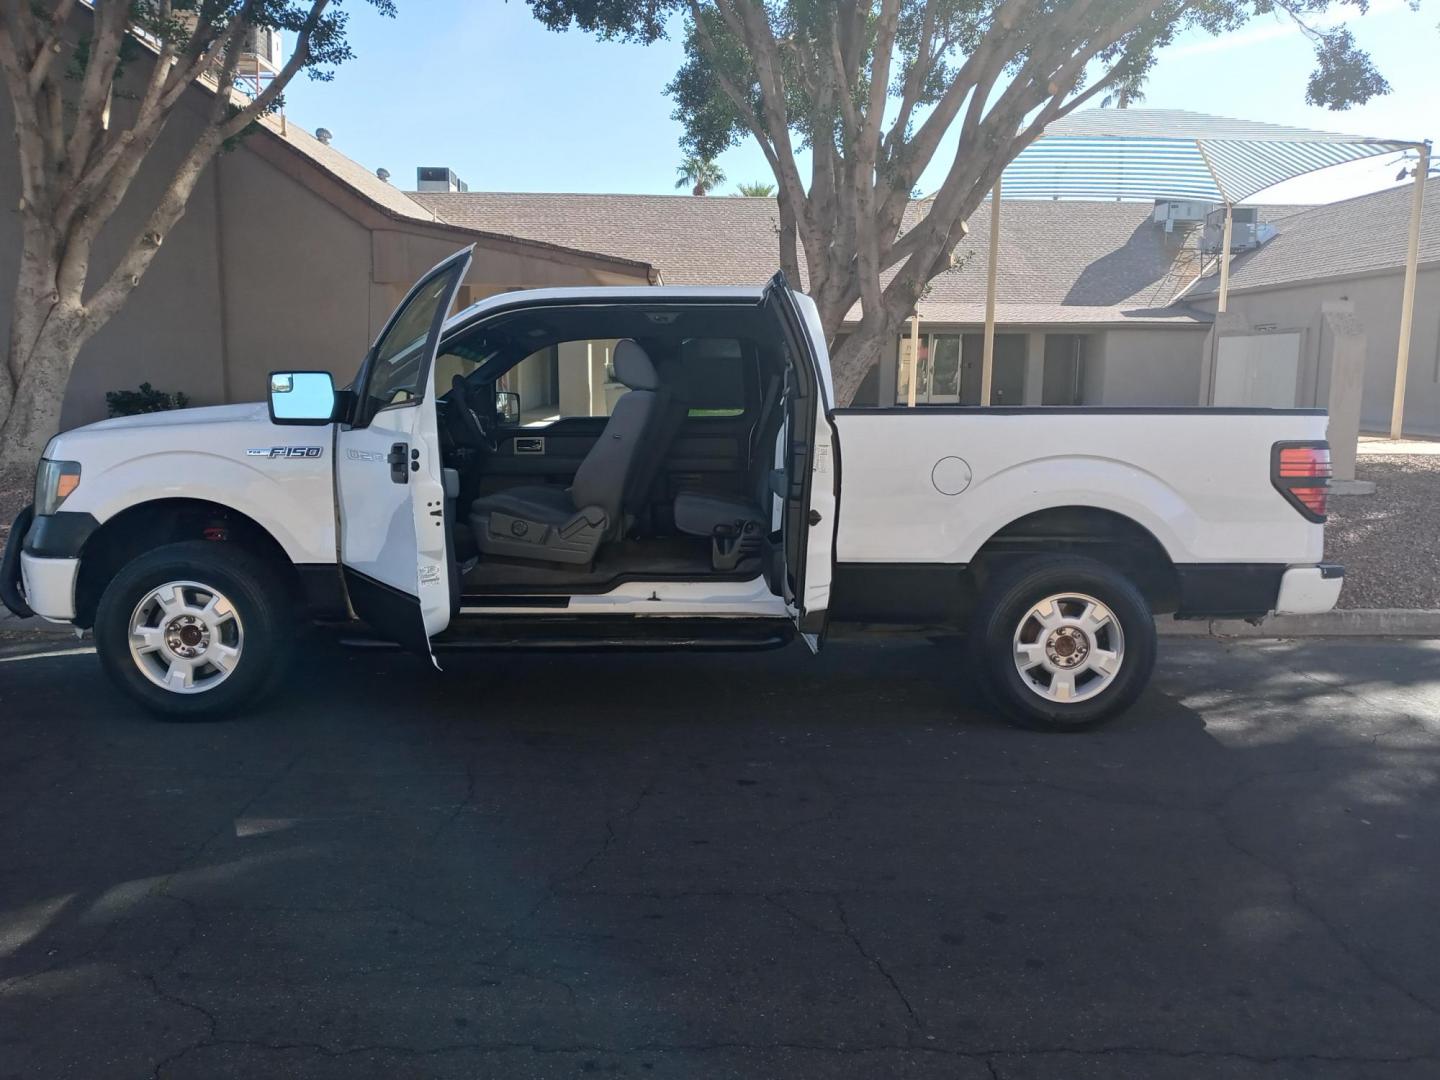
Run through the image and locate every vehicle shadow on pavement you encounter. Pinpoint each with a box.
[1,636,1438,1078]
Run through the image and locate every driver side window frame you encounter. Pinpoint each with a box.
[350,259,470,429]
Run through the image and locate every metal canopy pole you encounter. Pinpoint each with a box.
[1390,142,1430,440]
[981,177,1002,405]
[1217,203,1234,314]
[907,312,920,408]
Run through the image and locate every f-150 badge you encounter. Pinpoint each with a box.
[246,446,323,459]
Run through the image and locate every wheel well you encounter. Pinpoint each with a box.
[970,507,1179,612]
[74,499,297,628]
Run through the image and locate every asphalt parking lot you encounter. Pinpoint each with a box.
[2,634,1438,1079]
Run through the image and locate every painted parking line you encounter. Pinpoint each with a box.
[0,646,97,663]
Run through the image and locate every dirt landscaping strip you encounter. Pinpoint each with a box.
[0,465,29,544]
[1326,453,1440,610]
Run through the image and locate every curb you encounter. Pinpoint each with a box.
[1160,609,1440,638]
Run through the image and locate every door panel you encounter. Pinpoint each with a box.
[762,275,837,645]
[336,246,473,653]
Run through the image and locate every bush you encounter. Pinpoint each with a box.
[105,383,191,417]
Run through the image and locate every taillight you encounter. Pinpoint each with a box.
[1272,442,1331,522]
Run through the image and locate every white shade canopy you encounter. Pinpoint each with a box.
[1002,108,1419,203]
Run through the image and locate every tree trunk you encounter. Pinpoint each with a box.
[0,305,89,471]
[829,317,898,408]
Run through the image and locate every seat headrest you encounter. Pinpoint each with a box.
[613,339,658,391]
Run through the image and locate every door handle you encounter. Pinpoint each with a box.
[387,442,409,484]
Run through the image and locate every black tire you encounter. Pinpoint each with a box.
[94,540,295,720]
[970,555,1156,732]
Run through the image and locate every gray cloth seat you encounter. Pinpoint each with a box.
[469,340,661,566]
[674,372,785,541]
[674,490,768,536]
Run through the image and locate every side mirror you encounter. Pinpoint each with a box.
[496,390,521,426]
[269,371,337,425]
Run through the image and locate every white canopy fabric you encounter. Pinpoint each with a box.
[1002,108,1417,203]
[956,108,1427,435]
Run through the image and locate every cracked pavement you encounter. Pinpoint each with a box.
[1,635,1438,1078]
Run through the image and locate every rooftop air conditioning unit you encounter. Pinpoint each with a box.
[1152,198,1216,234]
[240,26,282,74]
[1201,206,1277,253]
[417,167,469,193]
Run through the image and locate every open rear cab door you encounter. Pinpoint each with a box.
[761,274,838,650]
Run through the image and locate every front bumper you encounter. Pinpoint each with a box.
[18,553,79,621]
[1275,563,1344,615]
[1,505,35,618]
[3,505,83,622]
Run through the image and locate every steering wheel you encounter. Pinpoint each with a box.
[450,375,498,452]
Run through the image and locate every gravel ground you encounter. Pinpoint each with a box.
[1327,453,1440,610]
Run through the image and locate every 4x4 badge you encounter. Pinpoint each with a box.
[246,446,323,459]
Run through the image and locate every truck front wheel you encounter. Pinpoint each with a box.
[94,541,294,719]
[971,556,1157,731]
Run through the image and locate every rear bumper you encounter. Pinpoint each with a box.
[1175,562,1342,619]
[1275,563,1344,615]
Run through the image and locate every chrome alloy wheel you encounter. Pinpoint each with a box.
[1012,592,1125,704]
[128,581,244,695]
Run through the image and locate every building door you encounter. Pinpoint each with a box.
[1213,332,1302,407]
[1043,334,1088,405]
[960,333,1026,405]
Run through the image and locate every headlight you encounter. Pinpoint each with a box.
[34,459,81,516]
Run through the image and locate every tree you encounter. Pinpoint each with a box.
[524,0,1402,404]
[735,179,776,196]
[675,153,724,194]
[0,0,393,467]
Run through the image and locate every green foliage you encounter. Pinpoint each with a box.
[105,383,191,417]
[735,180,777,196]
[527,0,1406,166]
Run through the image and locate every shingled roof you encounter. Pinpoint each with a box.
[1189,181,1440,297]
[412,191,1302,326]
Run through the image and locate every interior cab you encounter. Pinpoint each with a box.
[435,302,795,599]
[273,249,837,658]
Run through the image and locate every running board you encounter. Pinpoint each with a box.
[338,616,794,654]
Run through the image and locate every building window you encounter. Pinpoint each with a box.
[679,338,748,417]
[896,332,962,404]
[896,332,1027,405]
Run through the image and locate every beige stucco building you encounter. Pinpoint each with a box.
[0,41,652,432]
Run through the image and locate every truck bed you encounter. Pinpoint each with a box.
[831,407,1329,567]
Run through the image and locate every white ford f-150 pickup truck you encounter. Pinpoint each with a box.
[2,249,1342,729]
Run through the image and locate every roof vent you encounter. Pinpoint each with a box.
[315,127,333,145]
[376,167,391,183]
[417,166,468,193]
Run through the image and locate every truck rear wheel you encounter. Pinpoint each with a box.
[971,555,1156,731]
[94,541,294,719]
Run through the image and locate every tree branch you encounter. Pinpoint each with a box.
[26,0,76,95]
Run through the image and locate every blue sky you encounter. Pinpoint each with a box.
[284,0,1436,204]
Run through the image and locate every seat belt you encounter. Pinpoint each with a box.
[750,374,783,470]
